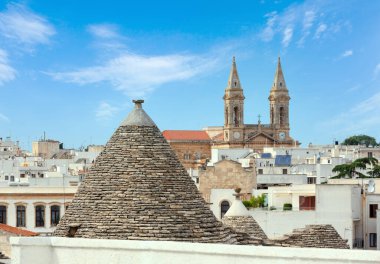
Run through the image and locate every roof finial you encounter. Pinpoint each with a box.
[132,99,144,109]
[232,56,236,63]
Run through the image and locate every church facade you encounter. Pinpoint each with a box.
[204,56,298,151]
[163,57,299,170]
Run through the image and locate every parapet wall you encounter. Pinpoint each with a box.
[11,237,380,264]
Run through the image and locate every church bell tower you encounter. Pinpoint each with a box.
[223,57,245,142]
[269,57,290,142]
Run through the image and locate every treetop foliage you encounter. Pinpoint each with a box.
[342,135,378,147]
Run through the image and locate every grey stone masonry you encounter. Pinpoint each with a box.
[223,216,267,240]
[222,216,266,245]
[265,224,349,249]
[54,101,237,244]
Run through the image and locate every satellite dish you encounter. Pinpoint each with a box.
[368,179,375,193]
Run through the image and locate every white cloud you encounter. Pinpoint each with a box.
[48,52,218,98]
[314,23,327,39]
[96,102,119,120]
[302,10,315,31]
[87,24,119,39]
[260,11,278,42]
[282,26,294,47]
[341,49,353,58]
[322,92,380,136]
[374,63,380,78]
[0,113,9,122]
[260,1,349,47]
[0,49,16,85]
[260,3,311,48]
[0,3,55,45]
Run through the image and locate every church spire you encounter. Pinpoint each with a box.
[271,57,287,91]
[227,56,242,89]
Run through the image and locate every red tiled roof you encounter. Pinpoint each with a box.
[163,130,211,141]
[0,224,38,236]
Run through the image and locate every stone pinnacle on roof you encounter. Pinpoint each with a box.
[271,56,287,91]
[54,100,237,244]
[226,56,242,90]
[121,99,156,126]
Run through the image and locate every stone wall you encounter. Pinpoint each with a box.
[11,237,380,264]
[167,141,211,170]
[0,233,10,258]
[199,160,256,202]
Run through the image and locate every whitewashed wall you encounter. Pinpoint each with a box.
[11,237,380,264]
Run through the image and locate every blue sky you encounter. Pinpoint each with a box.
[0,0,380,150]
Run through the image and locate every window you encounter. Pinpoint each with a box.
[225,108,228,124]
[270,106,274,124]
[258,169,263,174]
[368,152,373,158]
[220,201,230,219]
[299,196,316,210]
[0,206,6,224]
[369,204,378,218]
[31,174,36,178]
[35,205,45,227]
[50,205,60,226]
[233,106,239,127]
[16,205,26,227]
[282,169,288,174]
[307,177,316,184]
[4,175,8,181]
[279,107,285,125]
[10,175,14,182]
[183,153,190,160]
[196,177,199,184]
[369,233,377,247]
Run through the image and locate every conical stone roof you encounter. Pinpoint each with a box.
[54,100,237,244]
[222,193,267,245]
[266,224,349,249]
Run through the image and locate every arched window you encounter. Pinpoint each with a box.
[220,200,230,219]
[270,106,274,124]
[51,205,60,226]
[16,205,26,227]
[225,107,228,125]
[0,206,6,224]
[233,106,239,127]
[35,205,45,227]
[279,107,285,126]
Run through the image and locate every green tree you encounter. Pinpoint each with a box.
[342,135,378,147]
[242,194,266,209]
[331,157,378,179]
[368,164,380,178]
